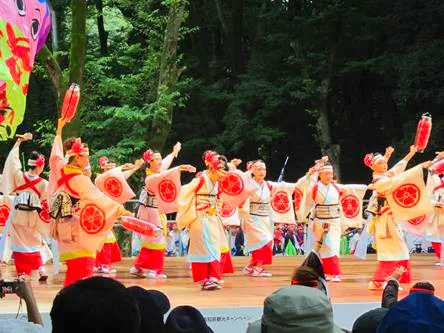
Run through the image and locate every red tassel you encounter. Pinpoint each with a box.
[414,113,432,153]
[61,83,80,122]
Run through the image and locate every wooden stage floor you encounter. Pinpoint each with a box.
[2,254,444,313]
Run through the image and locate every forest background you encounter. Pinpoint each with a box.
[1,0,443,187]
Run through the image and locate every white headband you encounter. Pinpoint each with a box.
[319,165,333,173]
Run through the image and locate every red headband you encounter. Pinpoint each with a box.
[143,149,161,162]
[204,151,217,164]
[28,155,45,168]
[66,138,89,158]
[210,157,223,171]
[98,156,109,168]
[364,153,384,168]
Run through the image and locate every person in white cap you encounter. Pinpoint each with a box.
[246,285,344,333]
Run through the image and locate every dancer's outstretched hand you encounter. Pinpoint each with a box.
[422,161,433,169]
[57,118,67,136]
[134,159,144,169]
[121,163,135,170]
[230,159,242,167]
[16,132,33,142]
[435,151,444,161]
[179,164,196,173]
[173,142,182,156]
[307,166,317,176]
[384,146,394,159]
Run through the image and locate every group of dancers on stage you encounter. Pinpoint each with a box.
[0,115,443,291]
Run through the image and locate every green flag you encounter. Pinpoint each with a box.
[284,240,297,256]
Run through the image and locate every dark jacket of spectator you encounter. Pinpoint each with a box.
[234,229,245,256]
[376,292,444,333]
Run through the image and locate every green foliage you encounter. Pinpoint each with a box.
[2,0,444,184]
[78,1,190,167]
[33,120,56,151]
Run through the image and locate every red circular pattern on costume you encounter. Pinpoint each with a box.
[293,188,303,211]
[408,215,425,225]
[80,204,106,235]
[0,204,11,227]
[220,203,236,218]
[38,200,51,223]
[158,180,177,202]
[340,194,360,218]
[104,177,123,198]
[220,173,244,196]
[393,183,421,208]
[271,191,291,214]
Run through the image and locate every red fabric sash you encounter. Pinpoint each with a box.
[433,179,444,192]
[312,182,341,201]
[57,169,81,197]
[14,174,43,197]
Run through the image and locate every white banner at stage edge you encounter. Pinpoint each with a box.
[0,303,379,333]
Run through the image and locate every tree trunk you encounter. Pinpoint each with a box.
[65,0,88,138]
[96,0,109,56]
[37,45,63,108]
[317,17,343,181]
[149,2,187,151]
[230,0,244,74]
[190,0,210,77]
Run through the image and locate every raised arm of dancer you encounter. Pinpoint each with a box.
[386,145,417,177]
[51,118,67,167]
[47,119,67,199]
[228,159,242,171]
[161,142,181,171]
[402,145,417,163]
[434,151,444,161]
[384,146,394,162]
[2,133,32,195]
[122,159,144,180]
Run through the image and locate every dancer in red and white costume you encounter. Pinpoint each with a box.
[1,133,48,280]
[363,145,429,290]
[130,143,195,279]
[176,154,228,290]
[425,153,444,264]
[94,156,143,274]
[48,119,131,286]
[308,162,367,282]
[241,160,308,277]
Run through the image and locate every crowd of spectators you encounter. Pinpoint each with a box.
[132,220,435,259]
[160,223,307,258]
